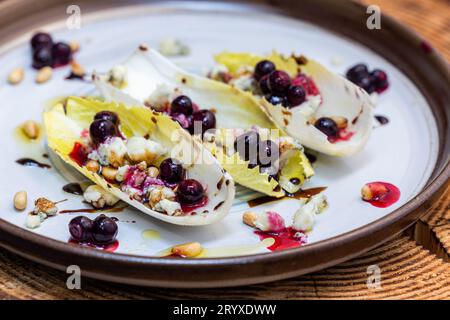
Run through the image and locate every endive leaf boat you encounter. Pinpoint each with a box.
[44,96,235,225]
[94,45,313,197]
[211,52,374,156]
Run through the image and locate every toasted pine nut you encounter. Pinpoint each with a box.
[243,211,258,228]
[14,191,27,211]
[101,166,118,181]
[86,160,100,173]
[36,66,52,84]
[69,41,80,53]
[147,166,159,178]
[22,120,40,139]
[8,68,24,85]
[331,116,348,129]
[71,61,85,77]
[172,242,202,258]
[361,184,373,201]
[136,161,147,171]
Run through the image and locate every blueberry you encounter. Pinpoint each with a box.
[51,42,72,66]
[234,131,260,165]
[258,140,279,168]
[314,117,338,138]
[176,179,205,205]
[69,216,93,242]
[32,46,53,69]
[268,70,291,94]
[258,75,271,94]
[370,69,389,91]
[190,110,216,135]
[346,63,369,82]
[265,94,288,107]
[31,32,53,50]
[286,85,306,107]
[92,214,118,244]
[355,76,376,94]
[254,60,276,81]
[159,158,185,183]
[94,111,120,126]
[89,119,118,145]
[171,95,193,115]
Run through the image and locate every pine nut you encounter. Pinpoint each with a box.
[361,184,373,201]
[36,66,52,84]
[71,61,85,77]
[21,120,40,139]
[14,191,27,211]
[147,166,159,178]
[101,166,118,181]
[331,116,348,129]
[243,211,257,228]
[8,68,24,85]
[69,41,80,52]
[86,160,100,173]
[172,242,202,258]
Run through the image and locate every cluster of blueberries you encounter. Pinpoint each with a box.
[69,214,118,245]
[169,95,216,136]
[346,63,389,94]
[31,32,73,69]
[254,60,307,108]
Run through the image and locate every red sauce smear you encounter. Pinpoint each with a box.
[68,239,119,252]
[181,196,208,213]
[69,142,88,166]
[255,227,307,252]
[363,181,401,208]
[329,130,355,143]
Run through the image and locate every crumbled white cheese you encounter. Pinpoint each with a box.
[161,187,176,200]
[116,165,130,182]
[230,74,256,91]
[208,64,229,79]
[26,214,41,229]
[127,136,166,164]
[145,84,173,110]
[292,193,328,232]
[155,199,182,216]
[108,64,127,87]
[108,137,127,167]
[83,185,119,209]
[88,137,127,167]
[159,38,190,57]
[33,198,58,216]
[121,185,142,198]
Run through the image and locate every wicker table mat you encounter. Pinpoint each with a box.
[0,0,449,299]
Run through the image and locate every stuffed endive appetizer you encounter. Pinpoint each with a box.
[44,97,235,225]
[209,52,374,156]
[94,45,313,197]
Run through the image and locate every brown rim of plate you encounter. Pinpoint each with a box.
[0,0,449,288]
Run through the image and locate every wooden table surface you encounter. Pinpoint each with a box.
[1,0,449,300]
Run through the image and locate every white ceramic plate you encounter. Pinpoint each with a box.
[0,3,439,259]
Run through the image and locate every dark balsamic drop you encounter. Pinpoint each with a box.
[63,183,83,195]
[16,158,51,169]
[375,115,389,125]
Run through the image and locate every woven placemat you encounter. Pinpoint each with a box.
[0,0,449,299]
